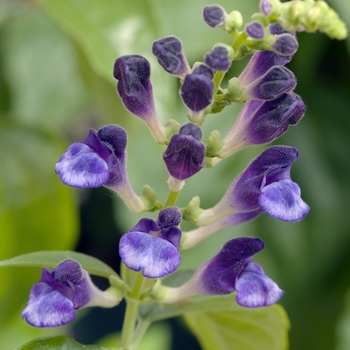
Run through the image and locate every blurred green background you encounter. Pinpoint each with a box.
[0,0,350,349]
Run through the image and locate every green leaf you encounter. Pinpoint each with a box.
[183,297,290,350]
[0,250,118,279]
[17,335,106,350]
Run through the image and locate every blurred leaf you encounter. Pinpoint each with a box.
[183,297,289,350]
[0,250,118,279]
[17,335,105,350]
[1,3,88,130]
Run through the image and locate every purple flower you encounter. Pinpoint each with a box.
[272,33,299,56]
[22,259,118,327]
[246,21,265,39]
[152,36,190,78]
[55,125,145,213]
[113,55,166,143]
[163,123,205,180]
[204,45,232,72]
[119,207,182,278]
[164,237,283,308]
[203,5,227,28]
[196,146,310,226]
[180,64,214,116]
[220,92,305,156]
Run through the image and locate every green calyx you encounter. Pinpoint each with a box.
[181,196,205,224]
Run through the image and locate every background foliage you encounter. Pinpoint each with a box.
[0,0,350,349]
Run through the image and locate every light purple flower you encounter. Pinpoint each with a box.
[164,237,283,308]
[203,5,227,28]
[196,146,310,226]
[119,207,182,278]
[113,55,166,143]
[163,123,205,180]
[22,259,118,327]
[55,125,145,213]
[152,36,190,78]
[220,92,305,157]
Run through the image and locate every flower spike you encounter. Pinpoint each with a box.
[113,55,166,143]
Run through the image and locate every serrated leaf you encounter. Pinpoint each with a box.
[183,297,289,350]
[0,250,118,279]
[17,335,106,350]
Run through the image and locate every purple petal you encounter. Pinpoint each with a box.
[152,36,189,77]
[236,261,284,307]
[259,179,310,222]
[203,5,226,28]
[272,33,299,56]
[180,73,214,112]
[119,232,181,278]
[55,143,109,188]
[98,125,127,155]
[246,22,265,39]
[157,207,182,228]
[259,0,272,16]
[22,283,75,327]
[204,46,232,72]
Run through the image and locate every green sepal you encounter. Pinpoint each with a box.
[17,335,106,350]
[181,196,204,224]
[0,250,119,279]
[141,185,162,212]
[165,119,181,142]
[206,130,224,157]
[225,11,243,32]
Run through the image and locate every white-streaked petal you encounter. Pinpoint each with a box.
[22,283,75,327]
[259,179,310,222]
[119,232,181,278]
[55,143,109,188]
[235,262,284,307]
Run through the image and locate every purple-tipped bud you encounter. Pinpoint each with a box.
[164,237,283,307]
[163,123,205,180]
[197,146,310,225]
[152,36,190,78]
[203,5,227,28]
[260,0,273,16]
[113,55,155,119]
[119,210,182,278]
[180,65,214,113]
[272,33,299,56]
[204,45,232,72]
[22,260,118,327]
[240,66,297,101]
[246,21,265,39]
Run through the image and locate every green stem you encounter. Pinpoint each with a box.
[120,272,146,349]
[164,190,180,207]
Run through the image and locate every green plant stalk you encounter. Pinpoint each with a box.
[164,190,180,207]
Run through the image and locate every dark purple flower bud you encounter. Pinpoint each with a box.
[22,259,118,327]
[180,66,214,113]
[192,64,214,79]
[55,125,145,213]
[197,146,310,225]
[119,209,182,278]
[163,123,205,180]
[152,36,190,78]
[221,93,305,155]
[246,21,265,39]
[164,237,283,307]
[204,45,232,72]
[272,33,299,56]
[203,5,227,28]
[239,66,297,102]
[157,206,182,228]
[113,55,166,143]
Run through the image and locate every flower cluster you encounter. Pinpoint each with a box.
[24,0,346,333]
